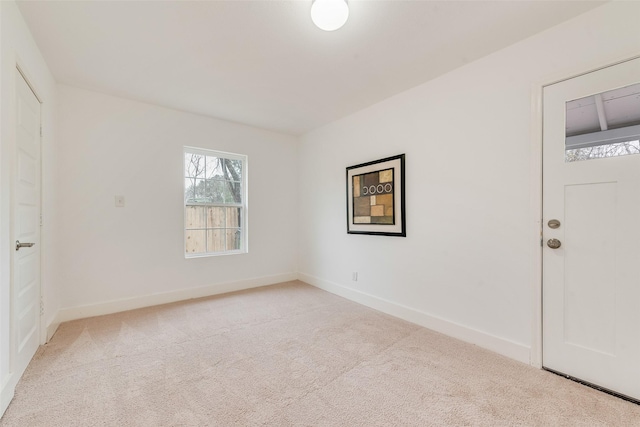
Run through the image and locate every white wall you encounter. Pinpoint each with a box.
[54,86,298,320]
[0,0,58,415]
[298,1,640,364]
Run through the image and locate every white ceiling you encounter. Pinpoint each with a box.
[17,0,606,135]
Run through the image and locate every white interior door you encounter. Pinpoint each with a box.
[542,57,640,401]
[12,70,41,379]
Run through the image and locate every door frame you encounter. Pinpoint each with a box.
[530,53,640,369]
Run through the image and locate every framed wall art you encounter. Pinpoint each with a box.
[346,154,406,237]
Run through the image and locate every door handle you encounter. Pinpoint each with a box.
[547,238,561,249]
[15,240,35,251]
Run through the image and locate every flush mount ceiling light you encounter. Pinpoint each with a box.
[310,0,349,31]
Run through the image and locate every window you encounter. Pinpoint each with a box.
[565,83,640,162]
[565,140,640,162]
[184,147,247,257]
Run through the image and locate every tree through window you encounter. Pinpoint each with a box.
[184,147,247,256]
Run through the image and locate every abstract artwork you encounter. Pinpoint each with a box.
[346,154,405,236]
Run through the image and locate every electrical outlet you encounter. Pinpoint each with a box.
[352,272,358,281]
[115,195,125,207]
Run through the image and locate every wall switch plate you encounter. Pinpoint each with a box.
[352,272,358,281]
[115,195,125,207]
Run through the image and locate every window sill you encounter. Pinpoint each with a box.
[185,250,247,259]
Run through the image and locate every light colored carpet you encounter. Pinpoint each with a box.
[1,281,639,426]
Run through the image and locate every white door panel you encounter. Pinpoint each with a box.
[543,57,640,401]
[563,182,617,356]
[12,70,41,380]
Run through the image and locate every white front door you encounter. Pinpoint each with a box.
[12,70,41,379]
[542,57,640,401]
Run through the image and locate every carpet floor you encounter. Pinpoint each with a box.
[1,280,639,426]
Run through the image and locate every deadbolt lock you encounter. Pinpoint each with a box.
[548,219,561,229]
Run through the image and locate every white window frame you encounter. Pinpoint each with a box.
[184,146,248,258]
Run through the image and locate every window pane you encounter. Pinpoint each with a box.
[205,156,224,179]
[207,207,225,228]
[226,207,241,227]
[225,181,242,203]
[185,153,205,178]
[226,159,242,177]
[566,140,640,162]
[226,229,241,251]
[185,230,206,254]
[184,178,195,203]
[185,206,206,229]
[206,180,226,204]
[207,229,225,252]
[191,178,207,202]
[565,83,640,163]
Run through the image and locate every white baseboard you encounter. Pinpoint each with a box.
[55,272,298,324]
[46,321,60,342]
[1,374,15,419]
[299,273,531,365]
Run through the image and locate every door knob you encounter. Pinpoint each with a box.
[547,238,561,249]
[15,240,35,251]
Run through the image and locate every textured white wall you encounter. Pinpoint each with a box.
[0,0,58,414]
[298,2,640,362]
[55,86,298,312]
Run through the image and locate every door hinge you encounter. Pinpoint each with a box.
[40,213,43,227]
[40,126,43,138]
[40,297,44,316]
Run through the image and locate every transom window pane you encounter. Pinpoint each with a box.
[184,148,247,256]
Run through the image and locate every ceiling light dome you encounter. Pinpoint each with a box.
[311,0,349,32]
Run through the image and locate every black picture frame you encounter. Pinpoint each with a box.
[346,154,406,237]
